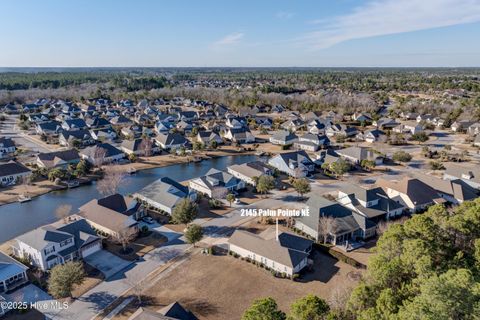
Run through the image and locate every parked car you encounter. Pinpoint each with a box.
[142,216,155,224]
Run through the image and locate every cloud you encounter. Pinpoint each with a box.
[304,0,480,49]
[276,11,294,20]
[213,32,244,46]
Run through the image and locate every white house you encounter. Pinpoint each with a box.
[13,219,102,271]
[154,133,189,150]
[134,177,197,214]
[0,138,16,159]
[0,162,31,186]
[189,168,245,198]
[228,228,312,277]
[268,151,314,178]
[79,143,125,166]
[376,177,442,212]
[227,161,274,186]
[269,130,297,146]
[0,252,28,294]
[336,146,384,165]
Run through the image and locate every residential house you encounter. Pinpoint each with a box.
[59,129,95,147]
[36,149,80,169]
[176,120,194,134]
[189,168,245,198]
[352,112,372,123]
[392,122,424,135]
[271,104,285,113]
[155,121,175,134]
[61,119,87,131]
[80,143,125,165]
[373,117,399,130]
[294,133,330,152]
[0,137,16,159]
[226,116,248,129]
[451,120,475,132]
[22,104,40,113]
[413,173,479,204]
[254,116,273,129]
[134,177,197,215]
[400,112,418,120]
[443,164,480,189]
[281,119,304,132]
[337,185,404,221]
[12,219,102,271]
[336,146,384,165]
[474,134,480,147]
[121,125,144,139]
[155,133,189,150]
[416,114,434,123]
[128,302,198,320]
[223,128,255,144]
[90,128,118,142]
[0,252,28,293]
[376,177,443,212]
[269,130,297,146]
[307,119,328,135]
[120,138,159,156]
[356,129,386,143]
[28,114,50,124]
[178,111,198,122]
[467,123,480,136]
[36,121,63,136]
[79,194,141,237]
[85,117,111,129]
[196,131,223,146]
[325,124,357,138]
[227,161,274,186]
[228,228,312,277]
[0,162,31,186]
[268,151,314,178]
[296,196,376,244]
[110,115,133,127]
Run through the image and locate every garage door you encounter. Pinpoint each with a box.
[81,242,102,258]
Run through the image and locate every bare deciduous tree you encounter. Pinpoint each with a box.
[139,138,153,157]
[112,224,137,253]
[318,215,336,244]
[55,204,72,224]
[92,146,107,167]
[328,284,353,312]
[96,166,127,197]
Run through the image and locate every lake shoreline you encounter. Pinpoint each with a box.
[0,148,259,207]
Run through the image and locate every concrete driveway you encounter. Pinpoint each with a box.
[84,250,132,279]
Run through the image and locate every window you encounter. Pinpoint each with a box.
[44,246,55,255]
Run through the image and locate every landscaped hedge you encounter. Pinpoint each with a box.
[314,243,366,269]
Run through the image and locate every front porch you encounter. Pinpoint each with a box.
[0,271,28,293]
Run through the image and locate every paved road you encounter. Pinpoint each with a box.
[44,190,302,320]
[0,114,56,153]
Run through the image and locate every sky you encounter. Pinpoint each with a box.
[1,0,480,67]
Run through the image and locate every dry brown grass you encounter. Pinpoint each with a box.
[104,232,168,261]
[112,250,362,320]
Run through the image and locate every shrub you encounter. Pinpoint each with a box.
[392,151,412,163]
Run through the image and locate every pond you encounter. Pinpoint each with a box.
[0,155,260,243]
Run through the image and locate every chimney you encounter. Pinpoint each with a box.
[276,218,279,242]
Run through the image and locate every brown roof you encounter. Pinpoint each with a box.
[376,176,439,206]
[228,229,309,268]
[79,198,138,233]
